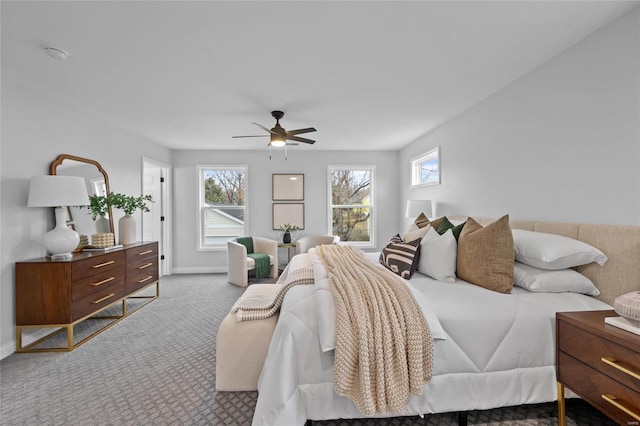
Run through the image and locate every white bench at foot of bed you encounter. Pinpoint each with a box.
[215,283,282,391]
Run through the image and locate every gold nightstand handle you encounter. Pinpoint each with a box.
[601,357,640,380]
[602,394,640,421]
[137,276,153,284]
[138,250,153,255]
[137,262,153,270]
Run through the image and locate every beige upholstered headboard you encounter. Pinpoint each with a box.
[449,216,640,306]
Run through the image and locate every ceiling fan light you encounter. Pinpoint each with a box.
[270,134,286,147]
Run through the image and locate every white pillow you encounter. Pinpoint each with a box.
[418,227,457,282]
[513,262,600,296]
[512,229,607,270]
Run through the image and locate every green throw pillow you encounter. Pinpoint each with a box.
[437,216,466,241]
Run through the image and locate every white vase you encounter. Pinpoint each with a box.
[118,214,136,245]
[95,216,110,233]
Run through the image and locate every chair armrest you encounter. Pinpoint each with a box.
[227,240,249,287]
[253,237,279,279]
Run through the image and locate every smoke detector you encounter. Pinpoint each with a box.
[44,47,69,61]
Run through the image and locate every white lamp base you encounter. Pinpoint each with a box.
[43,207,80,261]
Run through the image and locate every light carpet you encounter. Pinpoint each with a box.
[1,274,615,425]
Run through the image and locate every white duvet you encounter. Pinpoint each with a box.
[252,252,611,426]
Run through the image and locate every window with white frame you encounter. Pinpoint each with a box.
[328,165,374,246]
[411,147,440,188]
[198,165,247,249]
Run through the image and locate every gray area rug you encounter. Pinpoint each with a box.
[1,274,615,425]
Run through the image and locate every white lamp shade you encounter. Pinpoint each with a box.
[28,175,89,207]
[405,200,432,218]
[28,176,87,260]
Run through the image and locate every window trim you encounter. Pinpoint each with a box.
[327,164,376,248]
[411,146,440,188]
[197,164,249,251]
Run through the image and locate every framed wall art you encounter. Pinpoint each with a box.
[273,174,304,201]
[272,203,305,230]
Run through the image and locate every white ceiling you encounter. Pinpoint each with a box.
[3,1,638,151]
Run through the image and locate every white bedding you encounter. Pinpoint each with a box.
[252,252,611,426]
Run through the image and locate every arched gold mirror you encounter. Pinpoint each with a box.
[49,154,114,236]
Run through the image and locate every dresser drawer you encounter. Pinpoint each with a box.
[72,251,126,281]
[558,352,640,425]
[558,320,640,393]
[71,266,126,301]
[126,255,158,294]
[71,281,125,321]
[126,243,158,263]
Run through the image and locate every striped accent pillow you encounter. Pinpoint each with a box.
[379,236,422,279]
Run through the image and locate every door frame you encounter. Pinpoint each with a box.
[142,157,172,276]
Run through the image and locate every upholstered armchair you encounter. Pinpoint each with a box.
[227,237,278,287]
[295,235,340,254]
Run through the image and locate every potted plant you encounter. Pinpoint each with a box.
[279,223,300,244]
[109,193,153,245]
[78,194,111,233]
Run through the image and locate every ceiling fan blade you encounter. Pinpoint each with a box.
[232,135,269,138]
[288,135,315,144]
[285,142,299,146]
[287,127,317,136]
[252,122,276,134]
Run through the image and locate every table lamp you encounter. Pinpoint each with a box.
[28,175,89,260]
[405,199,433,219]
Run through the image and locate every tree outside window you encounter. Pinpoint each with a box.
[199,166,247,249]
[329,166,374,245]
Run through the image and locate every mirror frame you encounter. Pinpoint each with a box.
[49,154,114,235]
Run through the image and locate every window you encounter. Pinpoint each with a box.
[328,165,374,246]
[411,147,440,188]
[198,165,247,250]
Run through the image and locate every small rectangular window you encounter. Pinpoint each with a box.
[328,165,374,246]
[198,165,247,250]
[411,147,440,188]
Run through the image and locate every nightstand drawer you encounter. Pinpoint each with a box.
[72,251,126,281]
[71,266,126,301]
[558,352,640,425]
[559,320,640,392]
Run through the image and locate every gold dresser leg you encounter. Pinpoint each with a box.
[557,382,566,426]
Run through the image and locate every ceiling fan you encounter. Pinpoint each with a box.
[232,110,317,153]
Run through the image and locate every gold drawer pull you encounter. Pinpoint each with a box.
[91,277,115,287]
[137,276,153,284]
[91,260,115,269]
[602,394,640,421]
[138,250,153,256]
[601,357,640,380]
[138,262,153,270]
[91,293,115,304]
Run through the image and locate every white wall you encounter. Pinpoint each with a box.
[0,83,172,358]
[171,149,399,273]
[400,7,640,228]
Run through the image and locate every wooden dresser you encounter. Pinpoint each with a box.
[556,310,640,425]
[15,241,159,352]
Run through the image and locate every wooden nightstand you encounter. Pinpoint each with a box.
[556,310,640,426]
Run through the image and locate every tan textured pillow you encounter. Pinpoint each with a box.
[457,215,514,293]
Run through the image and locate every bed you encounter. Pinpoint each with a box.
[251,216,640,425]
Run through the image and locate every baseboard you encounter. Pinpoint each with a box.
[171,266,227,274]
[1,327,58,359]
